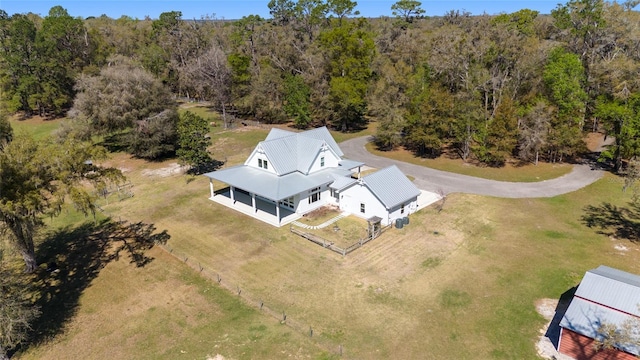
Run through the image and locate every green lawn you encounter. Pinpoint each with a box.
[12,113,640,359]
[366,142,572,182]
[81,129,638,359]
[9,116,62,140]
[18,207,331,360]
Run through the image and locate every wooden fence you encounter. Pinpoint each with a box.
[290,223,392,256]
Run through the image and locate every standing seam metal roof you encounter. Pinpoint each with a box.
[362,165,421,209]
[560,265,640,355]
[560,297,640,355]
[574,266,640,316]
[205,165,352,200]
[258,126,342,175]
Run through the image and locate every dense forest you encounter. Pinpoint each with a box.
[2,1,640,357]
[1,0,640,169]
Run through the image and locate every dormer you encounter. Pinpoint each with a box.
[305,141,341,174]
[245,144,277,174]
[244,126,345,176]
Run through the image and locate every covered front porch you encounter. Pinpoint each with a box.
[209,186,300,227]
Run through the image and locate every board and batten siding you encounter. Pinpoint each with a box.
[559,328,638,360]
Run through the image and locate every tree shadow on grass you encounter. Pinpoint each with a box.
[581,199,640,242]
[186,158,225,176]
[26,219,170,348]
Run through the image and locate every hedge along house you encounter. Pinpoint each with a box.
[205,127,437,227]
[558,265,640,360]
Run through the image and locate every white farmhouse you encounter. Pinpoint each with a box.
[205,127,437,227]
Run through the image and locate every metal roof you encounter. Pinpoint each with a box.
[297,126,344,157]
[264,128,295,141]
[258,126,342,175]
[259,135,302,174]
[329,176,357,191]
[338,159,365,170]
[560,265,640,355]
[205,166,352,201]
[362,165,421,209]
[560,297,640,355]
[574,266,640,316]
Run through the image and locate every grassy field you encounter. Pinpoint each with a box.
[10,109,640,359]
[40,124,634,359]
[18,220,329,360]
[9,115,63,140]
[365,142,572,182]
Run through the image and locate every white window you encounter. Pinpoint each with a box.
[320,156,325,167]
[258,159,263,168]
[308,187,321,204]
[264,160,268,169]
[360,203,365,213]
[280,197,294,209]
[401,204,405,214]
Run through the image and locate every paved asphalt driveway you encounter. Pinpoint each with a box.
[340,136,604,198]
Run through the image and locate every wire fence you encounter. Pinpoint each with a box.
[96,201,347,357]
[158,242,347,357]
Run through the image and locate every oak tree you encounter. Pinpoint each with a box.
[0,135,123,272]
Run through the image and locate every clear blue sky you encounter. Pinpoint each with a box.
[1,0,566,20]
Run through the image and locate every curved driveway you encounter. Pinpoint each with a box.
[340,136,604,198]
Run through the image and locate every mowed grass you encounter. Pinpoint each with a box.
[9,115,62,140]
[87,127,640,359]
[15,113,640,359]
[19,211,329,360]
[365,142,572,182]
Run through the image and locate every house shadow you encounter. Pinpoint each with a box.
[545,286,577,349]
[581,199,640,242]
[24,219,170,350]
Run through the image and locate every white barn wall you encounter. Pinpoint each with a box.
[340,183,389,224]
[387,199,418,223]
[338,183,419,225]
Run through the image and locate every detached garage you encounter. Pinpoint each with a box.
[558,265,640,360]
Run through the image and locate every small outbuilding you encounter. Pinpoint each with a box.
[558,265,640,360]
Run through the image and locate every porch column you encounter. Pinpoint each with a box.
[276,203,281,224]
[252,193,256,212]
[209,179,214,198]
[230,186,235,203]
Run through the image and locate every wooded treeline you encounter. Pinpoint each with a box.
[2,0,640,168]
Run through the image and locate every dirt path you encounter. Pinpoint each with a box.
[340,136,605,198]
